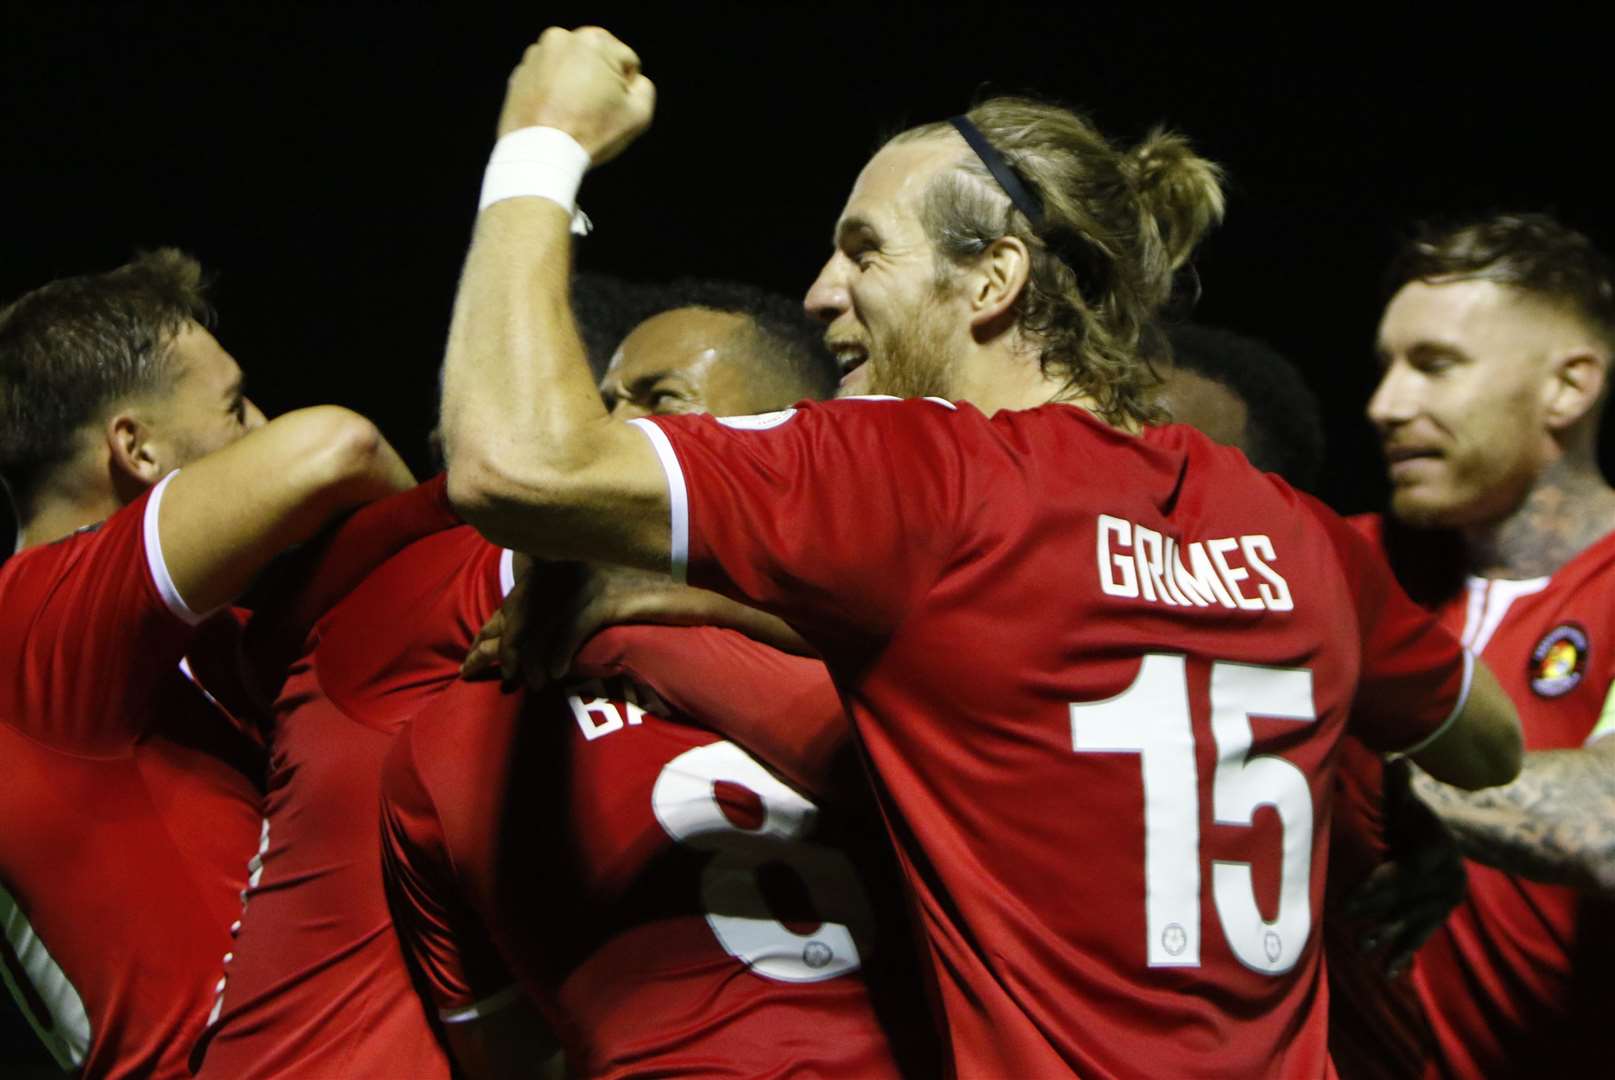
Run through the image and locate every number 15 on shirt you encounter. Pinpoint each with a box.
[1072,653,1317,976]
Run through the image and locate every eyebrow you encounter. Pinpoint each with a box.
[834,216,880,248]
[1407,342,1468,363]
[1374,340,1467,370]
[625,370,689,395]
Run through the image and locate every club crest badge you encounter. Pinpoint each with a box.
[1530,623,1589,698]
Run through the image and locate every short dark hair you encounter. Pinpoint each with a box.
[572,272,666,380]
[1166,323,1325,491]
[1386,212,1615,348]
[0,249,213,512]
[639,277,839,402]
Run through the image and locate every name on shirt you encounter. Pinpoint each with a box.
[1096,513,1293,612]
[569,676,669,741]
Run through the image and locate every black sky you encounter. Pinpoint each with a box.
[1,1,1611,1065]
[3,3,1612,522]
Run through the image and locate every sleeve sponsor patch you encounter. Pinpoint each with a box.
[715,409,798,431]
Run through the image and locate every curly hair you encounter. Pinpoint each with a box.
[1166,323,1324,491]
[890,97,1224,426]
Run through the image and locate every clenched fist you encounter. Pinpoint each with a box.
[497,26,655,165]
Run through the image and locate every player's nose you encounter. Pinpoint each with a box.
[804,256,850,326]
[244,397,268,431]
[1365,364,1417,431]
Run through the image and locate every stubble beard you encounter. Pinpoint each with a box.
[865,287,960,401]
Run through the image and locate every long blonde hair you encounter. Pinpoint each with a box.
[892,98,1225,426]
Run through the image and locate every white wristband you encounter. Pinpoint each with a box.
[478,127,593,236]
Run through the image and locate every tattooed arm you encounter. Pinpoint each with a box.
[1410,737,1615,894]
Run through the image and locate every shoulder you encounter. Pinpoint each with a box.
[646,395,975,446]
[395,678,523,791]
[1556,525,1615,583]
[327,526,503,625]
[1343,511,1386,546]
[1,484,176,620]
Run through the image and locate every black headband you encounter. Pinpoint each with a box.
[949,115,1044,230]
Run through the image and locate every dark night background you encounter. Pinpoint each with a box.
[1,2,1610,1069]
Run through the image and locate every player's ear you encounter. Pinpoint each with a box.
[968,235,1032,339]
[1543,348,1607,434]
[105,408,168,487]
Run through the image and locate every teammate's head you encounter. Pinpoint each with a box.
[804,95,1224,423]
[601,278,837,419]
[1162,323,1325,491]
[1369,213,1615,527]
[573,272,666,381]
[0,250,264,517]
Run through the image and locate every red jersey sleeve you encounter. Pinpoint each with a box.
[264,474,458,627]
[241,475,462,680]
[571,624,850,799]
[631,398,980,648]
[0,472,202,753]
[1308,497,1473,753]
[314,531,511,724]
[380,721,520,1023]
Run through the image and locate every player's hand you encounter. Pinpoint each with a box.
[463,582,511,682]
[1342,844,1466,977]
[1342,778,1468,978]
[538,564,733,684]
[460,555,558,690]
[497,26,655,163]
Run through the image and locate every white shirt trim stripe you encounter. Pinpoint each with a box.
[143,471,209,625]
[1400,647,1476,757]
[499,548,517,598]
[0,879,91,1069]
[440,983,524,1024]
[1461,575,1550,656]
[628,419,689,586]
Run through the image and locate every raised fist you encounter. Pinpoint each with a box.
[497,26,655,165]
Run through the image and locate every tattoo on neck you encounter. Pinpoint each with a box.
[1462,460,1615,579]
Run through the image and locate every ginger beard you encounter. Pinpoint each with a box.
[845,276,964,401]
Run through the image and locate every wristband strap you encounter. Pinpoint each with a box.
[479,127,593,235]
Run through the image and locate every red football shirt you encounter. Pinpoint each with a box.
[1322,737,1440,1080]
[1344,514,1615,1078]
[382,624,940,1078]
[0,474,265,1078]
[630,398,1473,1078]
[192,484,508,1080]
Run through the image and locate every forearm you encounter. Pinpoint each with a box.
[657,590,816,657]
[439,199,666,567]
[441,200,604,493]
[1411,743,1615,893]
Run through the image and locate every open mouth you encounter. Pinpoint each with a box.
[829,341,868,380]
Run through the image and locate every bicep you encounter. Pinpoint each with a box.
[448,418,670,573]
[158,407,410,615]
[1408,659,1523,790]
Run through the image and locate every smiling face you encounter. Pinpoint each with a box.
[600,307,769,419]
[803,137,973,398]
[1368,279,1563,527]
